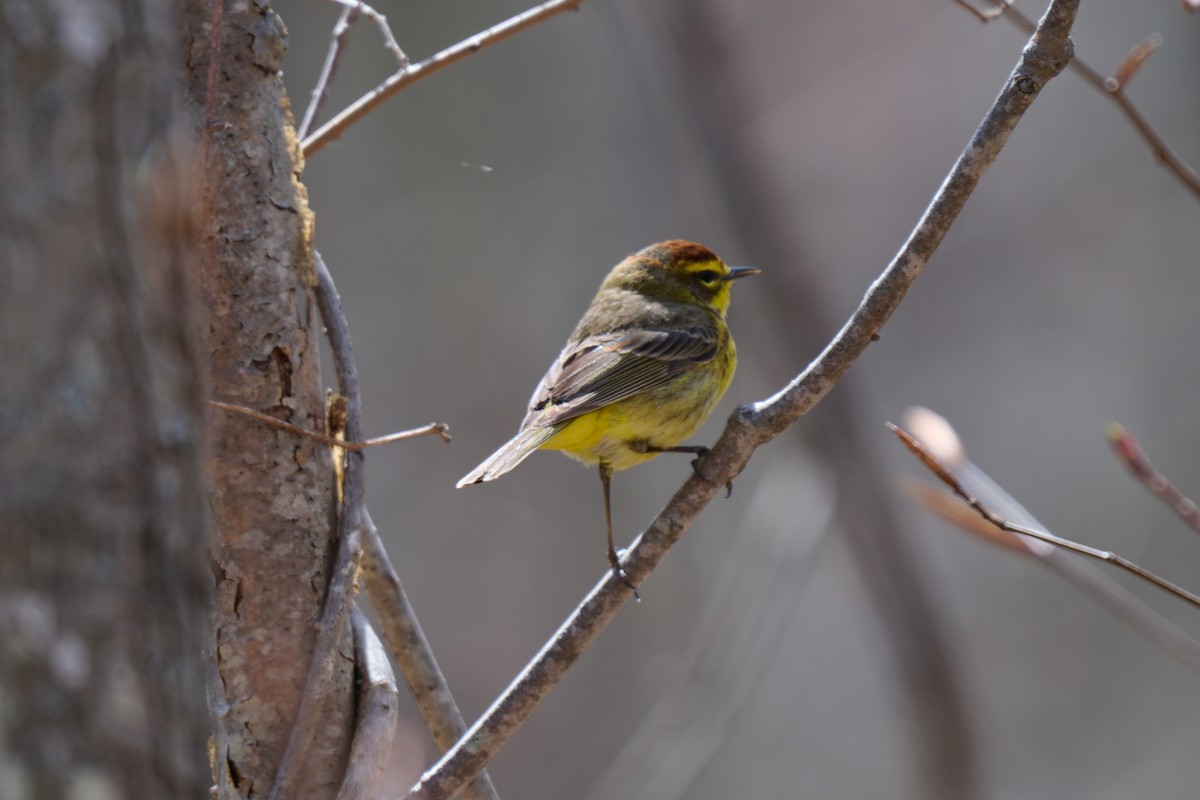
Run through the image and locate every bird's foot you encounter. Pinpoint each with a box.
[608,548,640,602]
[688,447,733,498]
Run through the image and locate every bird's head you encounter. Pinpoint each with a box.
[603,240,760,316]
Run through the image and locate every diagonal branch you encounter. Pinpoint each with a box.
[956,0,1200,200]
[1108,423,1200,537]
[889,422,1200,611]
[298,4,359,141]
[361,510,502,800]
[402,2,1080,797]
[302,0,586,158]
[900,407,1200,674]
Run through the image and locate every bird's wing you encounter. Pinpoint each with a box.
[521,326,719,429]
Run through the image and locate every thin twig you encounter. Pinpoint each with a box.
[299,1,413,141]
[905,478,1200,673]
[1109,34,1163,89]
[402,4,1080,797]
[1107,422,1200,536]
[268,253,371,800]
[952,0,1010,22]
[337,608,401,800]
[361,510,501,800]
[889,422,1200,612]
[957,0,1200,200]
[302,0,586,158]
[326,0,409,65]
[298,5,359,141]
[900,407,1200,674]
[1106,89,1200,198]
[206,399,451,447]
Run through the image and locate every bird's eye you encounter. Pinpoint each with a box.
[695,269,721,285]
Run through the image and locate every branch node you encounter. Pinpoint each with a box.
[304,0,591,158]
[1014,76,1038,95]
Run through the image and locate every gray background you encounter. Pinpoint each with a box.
[284,2,1200,798]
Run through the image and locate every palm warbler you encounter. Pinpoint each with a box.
[457,240,759,587]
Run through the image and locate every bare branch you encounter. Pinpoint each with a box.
[900,408,1200,674]
[889,422,1200,612]
[361,510,501,800]
[952,0,1010,23]
[959,0,1200,200]
[741,2,1074,439]
[268,253,371,800]
[402,4,1079,797]
[300,1,413,141]
[298,5,358,141]
[302,0,586,158]
[1104,89,1200,198]
[325,0,409,65]
[337,608,401,800]
[674,5,979,794]
[206,399,450,448]
[1107,422,1200,536]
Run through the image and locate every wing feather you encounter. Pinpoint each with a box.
[521,326,718,429]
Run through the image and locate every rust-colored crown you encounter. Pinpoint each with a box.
[638,240,721,269]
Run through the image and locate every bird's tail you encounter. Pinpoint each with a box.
[456,426,559,487]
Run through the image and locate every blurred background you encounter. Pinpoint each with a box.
[284,2,1200,798]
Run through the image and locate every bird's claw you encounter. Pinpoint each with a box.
[608,550,641,601]
[689,448,734,498]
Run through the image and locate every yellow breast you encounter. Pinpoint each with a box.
[540,334,737,472]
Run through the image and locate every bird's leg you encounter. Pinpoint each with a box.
[600,463,639,599]
[645,444,733,498]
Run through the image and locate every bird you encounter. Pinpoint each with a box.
[457,240,759,589]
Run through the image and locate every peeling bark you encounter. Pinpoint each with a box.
[177,2,354,797]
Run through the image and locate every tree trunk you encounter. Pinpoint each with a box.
[0,1,210,797]
[177,2,355,798]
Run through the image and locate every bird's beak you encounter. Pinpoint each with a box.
[725,266,762,281]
